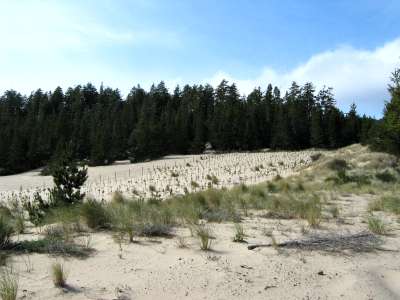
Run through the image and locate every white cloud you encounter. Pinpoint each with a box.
[205,39,400,116]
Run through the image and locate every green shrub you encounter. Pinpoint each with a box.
[375,170,397,183]
[0,217,13,250]
[49,149,87,206]
[80,199,110,229]
[22,192,50,226]
[110,204,135,242]
[136,205,173,237]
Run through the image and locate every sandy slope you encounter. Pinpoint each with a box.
[0,150,318,202]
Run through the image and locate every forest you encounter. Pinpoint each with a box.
[0,80,377,175]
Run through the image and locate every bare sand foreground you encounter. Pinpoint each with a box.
[1,145,400,300]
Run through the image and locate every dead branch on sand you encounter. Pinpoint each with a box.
[248,232,392,253]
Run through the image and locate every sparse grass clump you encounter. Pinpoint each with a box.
[195,224,213,251]
[369,195,400,215]
[367,216,387,235]
[80,199,110,229]
[0,269,18,300]
[232,223,246,243]
[175,236,189,248]
[303,196,322,227]
[51,262,67,287]
[109,204,136,242]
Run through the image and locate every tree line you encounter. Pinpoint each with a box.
[0,80,378,175]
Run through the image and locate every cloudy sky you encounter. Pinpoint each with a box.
[0,0,399,117]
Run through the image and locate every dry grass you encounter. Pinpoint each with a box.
[0,268,18,300]
[367,216,387,235]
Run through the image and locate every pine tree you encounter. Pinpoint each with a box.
[373,69,400,155]
[50,147,88,205]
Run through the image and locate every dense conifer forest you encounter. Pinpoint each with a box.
[0,80,377,175]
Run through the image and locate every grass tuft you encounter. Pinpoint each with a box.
[195,224,213,251]
[232,223,246,243]
[51,262,67,287]
[367,216,387,235]
[0,268,18,300]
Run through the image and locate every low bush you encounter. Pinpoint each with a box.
[375,170,397,183]
[0,217,13,250]
[80,199,110,229]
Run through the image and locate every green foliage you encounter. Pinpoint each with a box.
[49,149,88,206]
[0,217,13,250]
[13,229,91,257]
[22,192,50,226]
[372,68,400,155]
[80,199,110,229]
[375,170,397,183]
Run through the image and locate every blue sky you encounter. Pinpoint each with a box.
[0,0,399,117]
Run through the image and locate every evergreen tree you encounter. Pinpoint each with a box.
[50,147,88,205]
[373,68,400,155]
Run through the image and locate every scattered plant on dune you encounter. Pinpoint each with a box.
[369,195,400,215]
[175,236,189,248]
[195,224,213,251]
[110,204,136,242]
[232,223,246,243]
[80,198,110,229]
[367,216,387,235]
[51,262,68,287]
